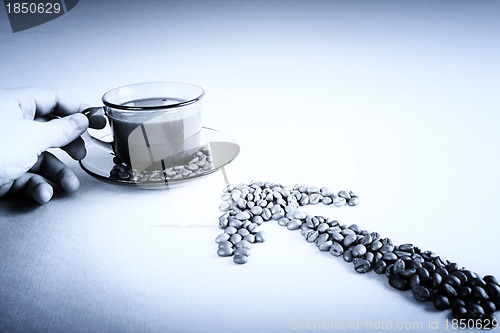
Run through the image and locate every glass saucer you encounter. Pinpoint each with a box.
[79,127,240,189]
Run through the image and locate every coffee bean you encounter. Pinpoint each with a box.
[305,230,319,243]
[251,206,263,215]
[219,202,231,212]
[462,270,479,281]
[385,264,394,277]
[394,250,410,258]
[318,241,333,252]
[370,241,383,252]
[422,262,436,273]
[234,248,251,257]
[352,244,367,257]
[379,245,394,255]
[230,234,243,245]
[467,304,485,319]
[255,231,267,243]
[262,208,271,220]
[435,267,448,277]
[472,286,489,300]
[331,232,344,243]
[410,275,420,289]
[233,255,248,265]
[343,234,357,247]
[360,235,372,246]
[374,252,383,262]
[315,233,329,245]
[218,213,229,229]
[452,306,467,319]
[481,300,496,314]
[432,273,443,288]
[236,240,252,249]
[443,275,461,288]
[382,253,398,262]
[433,295,451,310]
[217,247,234,257]
[484,275,499,285]
[306,216,320,229]
[417,267,430,281]
[228,219,244,228]
[400,269,417,278]
[458,286,472,299]
[292,211,307,220]
[399,243,414,252]
[374,260,387,274]
[364,252,374,264]
[343,249,353,262]
[333,197,346,207]
[354,259,371,273]
[252,215,264,225]
[389,275,410,291]
[317,223,329,233]
[451,271,468,284]
[278,217,289,226]
[322,197,333,205]
[287,219,302,230]
[224,226,237,235]
[470,277,487,288]
[218,240,233,248]
[243,234,255,243]
[215,233,230,243]
[338,190,350,199]
[412,286,430,301]
[238,228,250,237]
[485,283,500,297]
[393,259,405,275]
[330,242,344,257]
[447,262,459,273]
[348,197,359,206]
[442,283,458,298]
[381,238,393,246]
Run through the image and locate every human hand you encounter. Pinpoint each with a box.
[0,88,104,204]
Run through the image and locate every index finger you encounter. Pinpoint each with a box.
[6,88,89,119]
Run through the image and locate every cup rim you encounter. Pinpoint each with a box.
[102,81,205,111]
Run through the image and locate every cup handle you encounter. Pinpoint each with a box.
[82,107,113,151]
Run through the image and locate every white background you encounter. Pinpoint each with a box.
[1,1,499,332]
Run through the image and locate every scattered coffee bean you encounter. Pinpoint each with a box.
[318,241,333,252]
[343,249,353,262]
[255,231,267,243]
[236,240,252,249]
[287,219,302,230]
[373,260,387,274]
[214,181,499,321]
[354,259,371,273]
[389,275,410,291]
[433,295,451,310]
[233,255,248,265]
[330,242,344,257]
[215,233,230,243]
[352,244,367,257]
[412,286,430,301]
[217,247,233,257]
[234,248,251,257]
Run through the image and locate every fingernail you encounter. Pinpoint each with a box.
[69,113,89,131]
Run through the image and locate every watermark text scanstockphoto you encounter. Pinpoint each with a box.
[289,318,499,330]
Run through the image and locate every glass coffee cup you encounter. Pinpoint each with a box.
[86,82,204,173]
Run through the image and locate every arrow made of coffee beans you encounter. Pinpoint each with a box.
[215,181,500,324]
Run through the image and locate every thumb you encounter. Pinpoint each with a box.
[32,113,89,152]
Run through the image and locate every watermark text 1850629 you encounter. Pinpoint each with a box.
[3,0,79,32]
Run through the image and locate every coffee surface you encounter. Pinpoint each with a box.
[108,98,202,169]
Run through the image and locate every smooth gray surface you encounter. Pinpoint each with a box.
[1,1,500,332]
